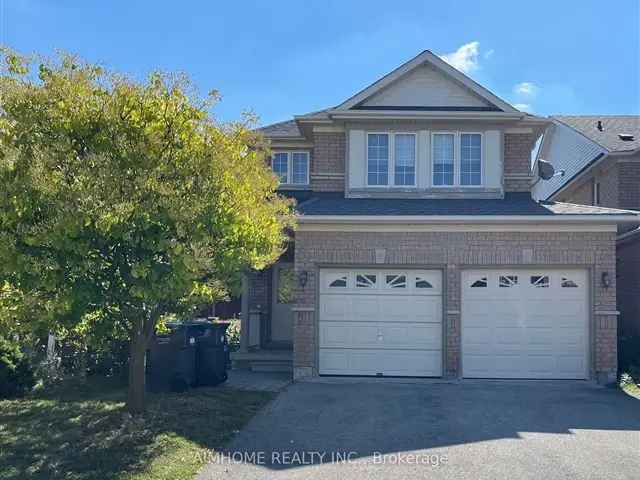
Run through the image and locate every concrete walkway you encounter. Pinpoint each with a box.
[224,369,292,392]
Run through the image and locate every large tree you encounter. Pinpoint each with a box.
[0,50,294,412]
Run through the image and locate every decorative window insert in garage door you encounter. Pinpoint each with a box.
[318,269,443,377]
[461,269,589,380]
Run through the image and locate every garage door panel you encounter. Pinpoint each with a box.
[414,297,443,323]
[380,323,442,349]
[319,268,443,377]
[320,322,379,348]
[319,348,441,376]
[320,296,351,321]
[462,268,588,380]
[351,297,379,321]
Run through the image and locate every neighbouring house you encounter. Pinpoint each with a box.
[532,115,640,338]
[233,51,640,383]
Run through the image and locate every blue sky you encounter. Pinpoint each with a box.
[2,0,639,126]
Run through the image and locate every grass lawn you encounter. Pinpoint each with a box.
[621,380,640,400]
[0,378,274,480]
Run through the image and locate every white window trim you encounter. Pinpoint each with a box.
[430,131,484,188]
[366,131,418,188]
[272,151,310,186]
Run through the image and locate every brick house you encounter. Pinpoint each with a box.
[532,116,640,338]
[233,51,639,383]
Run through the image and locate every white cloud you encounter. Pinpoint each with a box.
[514,82,538,97]
[513,103,532,112]
[440,41,480,74]
[484,49,495,60]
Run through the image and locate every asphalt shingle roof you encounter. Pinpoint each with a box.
[553,115,640,153]
[257,119,301,138]
[294,192,638,216]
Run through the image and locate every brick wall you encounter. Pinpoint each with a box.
[293,230,617,381]
[562,179,593,205]
[504,133,535,192]
[618,162,640,210]
[310,132,345,192]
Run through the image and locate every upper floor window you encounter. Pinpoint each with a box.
[432,132,483,187]
[367,133,416,187]
[394,134,416,186]
[367,134,389,185]
[271,151,309,186]
[433,133,455,186]
[460,133,482,186]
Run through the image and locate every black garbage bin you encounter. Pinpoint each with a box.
[146,320,229,392]
[146,326,198,393]
[195,323,229,386]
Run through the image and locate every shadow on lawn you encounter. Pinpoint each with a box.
[0,378,273,480]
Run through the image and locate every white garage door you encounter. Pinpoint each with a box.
[462,269,589,379]
[319,269,442,376]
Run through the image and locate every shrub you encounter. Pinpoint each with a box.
[225,319,241,350]
[0,336,36,398]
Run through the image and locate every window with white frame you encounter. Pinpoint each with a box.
[432,132,483,187]
[432,133,455,186]
[460,133,482,186]
[367,134,389,185]
[367,133,416,187]
[271,151,309,185]
[394,134,416,186]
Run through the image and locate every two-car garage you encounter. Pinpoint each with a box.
[318,268,589,379]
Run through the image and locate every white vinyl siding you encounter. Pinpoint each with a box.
[531,121,606,201]
[361,64,491,108]
[271,151,309,186]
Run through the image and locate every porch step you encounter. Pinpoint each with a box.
[231,350,293,373]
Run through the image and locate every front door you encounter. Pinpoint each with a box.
[270,262,295,344]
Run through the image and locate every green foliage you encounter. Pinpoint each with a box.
[0,337,36,398]
[225,319,241,349]
[0,49,294,409]
[0,48,293,340]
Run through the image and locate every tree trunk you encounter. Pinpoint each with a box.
[127,318,148,414]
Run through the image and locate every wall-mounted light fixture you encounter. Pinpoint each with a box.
[601,271,610,288]
[298,270,308,288]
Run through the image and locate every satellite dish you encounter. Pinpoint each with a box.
[538,159,564,180]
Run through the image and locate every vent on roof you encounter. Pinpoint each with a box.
[619,133,635,141]
[596,120,603,131]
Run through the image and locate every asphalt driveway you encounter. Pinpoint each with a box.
[198,379,640,480]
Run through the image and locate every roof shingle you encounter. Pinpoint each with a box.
[294,192,638,217]
[553,115,640,153]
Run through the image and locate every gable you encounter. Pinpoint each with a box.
[334,50,518,114]
[360,63,494,109]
